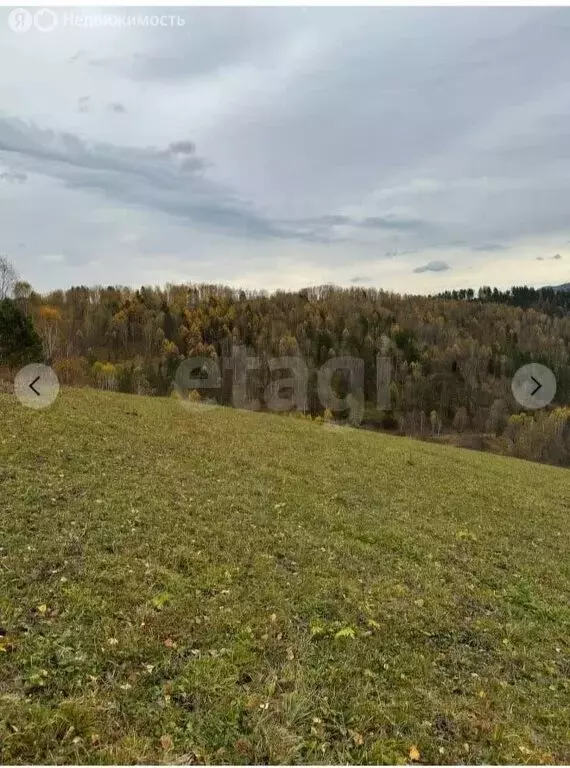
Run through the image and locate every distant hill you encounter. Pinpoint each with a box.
[538,282,570,292]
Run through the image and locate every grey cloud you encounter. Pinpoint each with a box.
[350,276,372,284]
[473,243,507,252]
[282,214,352,232]
[359,215,429,232]
[109,102,127,114]
[168,140,195,155]
[385,248,419,257]
[413,260,450,273]
[318,214,352,226]
[0,117,354,243]
[78,96,90,114]
[0,170,27,183]
[0,116,278,238]
[280,213,434,244]
[68,50,85,64]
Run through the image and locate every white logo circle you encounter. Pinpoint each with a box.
[7,7,33,33]
[14,364,60,410]
[33,7,57,32]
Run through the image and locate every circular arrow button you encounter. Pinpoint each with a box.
[511,363,556,410]
[14,364,60,410]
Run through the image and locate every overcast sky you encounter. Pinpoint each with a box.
[1,6,569,294]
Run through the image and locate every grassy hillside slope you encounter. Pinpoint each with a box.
[0,389,569,764]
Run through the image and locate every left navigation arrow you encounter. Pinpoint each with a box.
[14,364,60,410]
[29,375,41,396]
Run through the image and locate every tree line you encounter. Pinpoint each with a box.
[435,285,570,314]
[1,255,569,466]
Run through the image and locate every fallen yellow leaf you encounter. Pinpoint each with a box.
[409,745,421,762]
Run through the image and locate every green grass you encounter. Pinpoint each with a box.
[1,388,569,764]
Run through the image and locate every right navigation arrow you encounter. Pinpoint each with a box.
[530,376,542,396]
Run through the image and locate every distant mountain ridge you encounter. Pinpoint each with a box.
[549,283,570,291]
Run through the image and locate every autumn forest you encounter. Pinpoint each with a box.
[1,256,569,467]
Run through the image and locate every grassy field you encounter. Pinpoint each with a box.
[0,388,569,765]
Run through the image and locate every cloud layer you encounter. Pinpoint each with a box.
[0,6,569,292]
[413,260,451,274]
